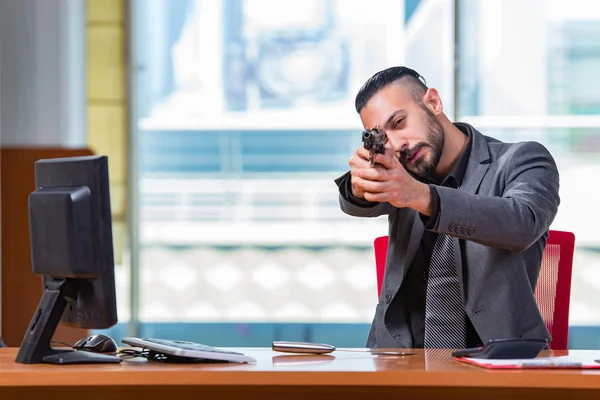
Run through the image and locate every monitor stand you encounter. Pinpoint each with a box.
[14,278,121,364]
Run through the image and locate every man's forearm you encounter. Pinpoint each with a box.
[408,181,433,217]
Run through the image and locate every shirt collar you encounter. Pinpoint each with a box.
[437,122,473,188]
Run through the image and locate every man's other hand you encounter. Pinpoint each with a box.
[349,147,386,199]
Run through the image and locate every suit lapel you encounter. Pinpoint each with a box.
[459,125,492,195]
[403,216,425,280]
[453,125,492,302]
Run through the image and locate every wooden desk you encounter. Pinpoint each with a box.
[1,347,600,399]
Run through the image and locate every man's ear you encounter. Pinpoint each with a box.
[422,88,443,116]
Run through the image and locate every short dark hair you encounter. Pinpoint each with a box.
[355,66,428,113]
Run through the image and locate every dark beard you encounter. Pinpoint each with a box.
[398,104,444,182]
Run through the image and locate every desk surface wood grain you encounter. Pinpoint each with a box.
[2,347,600,399]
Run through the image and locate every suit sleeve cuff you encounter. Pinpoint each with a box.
[420,185,440,230]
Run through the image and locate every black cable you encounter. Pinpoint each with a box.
[118,347,150,359]
[51,340,74,348]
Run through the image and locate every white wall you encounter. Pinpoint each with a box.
[0,0,86,147]
[0,0,87,341]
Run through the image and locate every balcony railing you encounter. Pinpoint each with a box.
[139,178,388,246]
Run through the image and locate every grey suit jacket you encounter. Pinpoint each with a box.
[337,124,560,348]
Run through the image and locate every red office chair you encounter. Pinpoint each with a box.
[373,230,575,350]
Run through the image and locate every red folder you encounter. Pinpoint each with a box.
[457,356,600,369]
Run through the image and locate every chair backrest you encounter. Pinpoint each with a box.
[373,230,575,350]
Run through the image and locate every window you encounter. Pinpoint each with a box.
[125,0,454,344]
[108,0,600,347]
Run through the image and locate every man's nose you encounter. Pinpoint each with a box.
[386,136,409,153]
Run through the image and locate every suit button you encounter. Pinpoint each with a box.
[385,293,392,303]
[468,228,474,235]
[449,223,456,232]
[461,226,468,235]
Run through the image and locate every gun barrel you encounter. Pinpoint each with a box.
[362,131,374,150]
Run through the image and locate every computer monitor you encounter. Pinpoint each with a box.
[15,155,120,364]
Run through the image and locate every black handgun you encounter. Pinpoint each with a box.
[362,127,388,165]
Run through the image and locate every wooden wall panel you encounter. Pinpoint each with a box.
[1,148,93,347]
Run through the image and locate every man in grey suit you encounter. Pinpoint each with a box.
[335,66,560,349]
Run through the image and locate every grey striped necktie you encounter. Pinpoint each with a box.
[424,233,467,348]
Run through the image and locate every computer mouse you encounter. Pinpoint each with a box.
[73,334,118,353]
